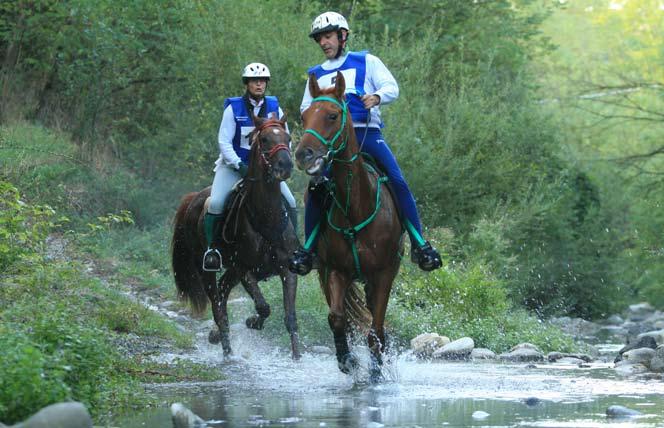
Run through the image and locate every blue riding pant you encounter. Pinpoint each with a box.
[304,127,423,246]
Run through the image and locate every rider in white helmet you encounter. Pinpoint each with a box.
[289,12,442,274]
[202,62,296,272]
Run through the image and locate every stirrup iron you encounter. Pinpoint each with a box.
[202,247,222,272]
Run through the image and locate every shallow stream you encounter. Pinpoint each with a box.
[112,296,664,428]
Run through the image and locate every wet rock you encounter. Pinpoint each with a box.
[10,402,92,428]
[512,343,541,352]
[627,302,654,319]
[547,351,564,362]
[523,397,541,406]
[614,335,657,363]
[606,405,642,418]
[171,402,206,428]
[555,357,586,365]
[499,344,544,362]
[547,352,593,363]
[471,411,490,419]
[614,361,649,376]
[410,333,450,358]
[605,314,624,325]
[622,347,656,367]
[432,337,474,360]
[636,329,664,345]
[470,348,496,360]
[650,345,664,372]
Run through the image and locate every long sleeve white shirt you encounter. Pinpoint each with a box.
[300,52,399,128]
[216,97,287,169]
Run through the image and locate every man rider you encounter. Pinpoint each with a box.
[203,62,297,271]
[289,12,442,275]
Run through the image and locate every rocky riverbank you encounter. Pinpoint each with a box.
[409,302,664,378]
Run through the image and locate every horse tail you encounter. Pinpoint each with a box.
[344,283,372,334]
[171,192,208,316]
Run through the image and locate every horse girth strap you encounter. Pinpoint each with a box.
[326,175,389,280]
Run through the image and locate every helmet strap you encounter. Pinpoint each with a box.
[335,30,348,59]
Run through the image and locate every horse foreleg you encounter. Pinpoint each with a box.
[366,272,396,383]
[326,270,357,374]
[207,270,239,356]
[280,270,300,360]
[241,274,270,330]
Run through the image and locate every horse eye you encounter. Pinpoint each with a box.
[328,113,338,121]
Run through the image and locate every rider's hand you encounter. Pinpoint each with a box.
[361,94,380,109]
[237,162,249,177]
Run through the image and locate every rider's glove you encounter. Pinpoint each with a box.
[237,162,248,177]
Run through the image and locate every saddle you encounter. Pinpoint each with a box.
[206,180,289,245]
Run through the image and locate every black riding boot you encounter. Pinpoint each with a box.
[411,241,442,272]
[203,212,225,272]
[289,247,314,276]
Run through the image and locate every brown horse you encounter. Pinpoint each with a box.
[295,72,404,380]
[172,114,301,359]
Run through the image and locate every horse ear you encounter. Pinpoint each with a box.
[334,71,346,100]
[279,112,287,127]
[308,73,321,98]
[251,109,265,128]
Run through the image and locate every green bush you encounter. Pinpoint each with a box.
[0,180,56,273]
[0,330,70,424]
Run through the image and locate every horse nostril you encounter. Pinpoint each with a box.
[296,147,314,164]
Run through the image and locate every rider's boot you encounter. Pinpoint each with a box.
[405,220,442,271]
[289,219,322,276]
[289,247,314,276]
[411,241,442,271]
[202,211,225,272]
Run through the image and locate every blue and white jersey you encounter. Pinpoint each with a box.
[301,51,399,128]
[216,96,285,169]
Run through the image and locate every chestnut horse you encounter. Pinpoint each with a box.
[172,114,300,359]
[295,72,403,380]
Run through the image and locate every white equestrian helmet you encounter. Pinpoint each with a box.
[309,12,349,38]
[242,62,271,83]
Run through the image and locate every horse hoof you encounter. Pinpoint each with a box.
[369,366,383,384]
[208,329,221,344]
[246,315,265,330]
[338,353,359,374]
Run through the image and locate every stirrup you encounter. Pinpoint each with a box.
[202,248,222,272]
[289,248,313,276]
[411,242,442,272]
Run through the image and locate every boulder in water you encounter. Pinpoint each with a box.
[171,403,206,428]
[10,402,92,428]
[606,405,642,418]
[614,335,657,363]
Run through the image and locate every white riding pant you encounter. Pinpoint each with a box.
[207,165,296,215]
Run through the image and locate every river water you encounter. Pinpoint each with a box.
[112,298,664,428]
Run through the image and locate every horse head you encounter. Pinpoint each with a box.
[296,71,349,176]
[249,112,293,181]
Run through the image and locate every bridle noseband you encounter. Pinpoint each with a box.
[251,119,291,180]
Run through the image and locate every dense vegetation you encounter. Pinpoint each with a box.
[2,0,662,423]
